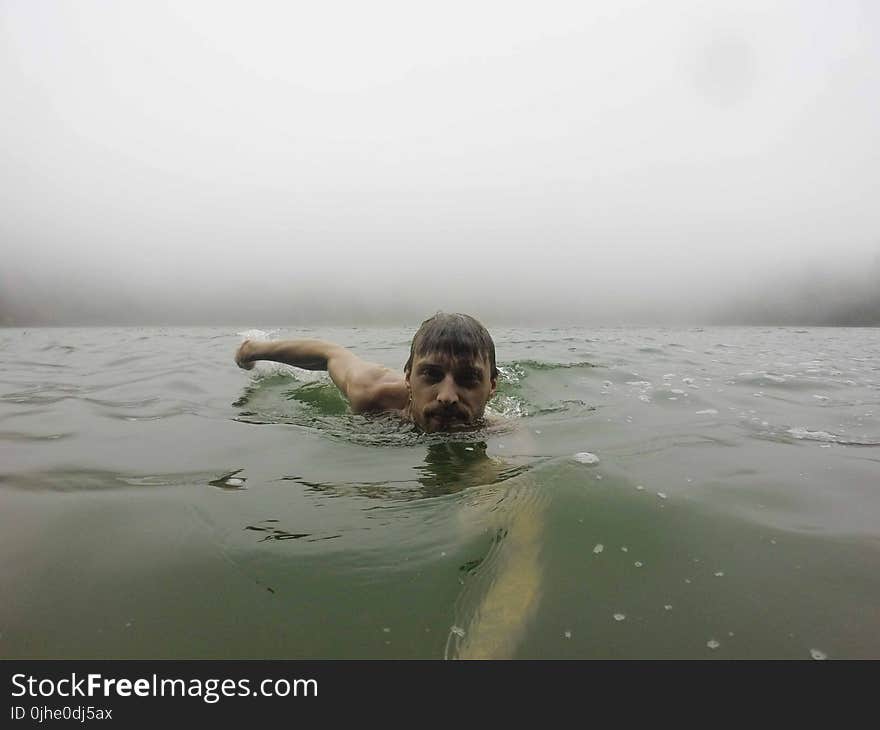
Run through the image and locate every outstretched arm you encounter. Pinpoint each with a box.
[236,339,343,372]
[234,339,406,413]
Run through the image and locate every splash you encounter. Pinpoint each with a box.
[236,329,324,381]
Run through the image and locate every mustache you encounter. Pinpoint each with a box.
[426,405,468,420]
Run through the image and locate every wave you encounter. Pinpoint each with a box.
[748,422,880,447]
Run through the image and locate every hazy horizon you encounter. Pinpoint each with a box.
[2,1,879,327]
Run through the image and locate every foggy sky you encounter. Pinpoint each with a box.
[2,1,879,326]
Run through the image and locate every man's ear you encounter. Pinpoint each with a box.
[489,375,497,398]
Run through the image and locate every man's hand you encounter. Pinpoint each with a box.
[235,339,256,370]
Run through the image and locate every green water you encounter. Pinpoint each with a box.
[1,326,878,658]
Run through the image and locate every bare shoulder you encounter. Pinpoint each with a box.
[346,366,408,413]
[325,347,407,413]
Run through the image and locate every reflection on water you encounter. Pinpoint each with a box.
[243,520,340,544]
[416,442,533,497]
[275,442,540,502]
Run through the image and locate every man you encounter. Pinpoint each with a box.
[234,312,498,433]
[236,313,542,657]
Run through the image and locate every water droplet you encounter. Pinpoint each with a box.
[684,579,691,584]
[593,544,604,554]
[810,648,827,660]
[656,492,667,500]
[634,561,643,568]
[636,485,645,491]
[613,613,626,622]
[574,452,599,465]
[621,546,628,552]
[707,639,720,650]
[450,626,466,638]
[564,630,572,639]
[382,627,391,633]
[664,605,672,611]
[714,571,725,577]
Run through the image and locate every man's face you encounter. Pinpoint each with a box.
[405,351,497,433]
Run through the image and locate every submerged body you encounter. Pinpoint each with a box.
[233,316,541,656]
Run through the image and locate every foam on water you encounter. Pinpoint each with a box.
[786,426,880,446]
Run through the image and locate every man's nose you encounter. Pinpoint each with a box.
[436,376,459,404]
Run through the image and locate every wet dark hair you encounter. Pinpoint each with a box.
[404,312,498,379]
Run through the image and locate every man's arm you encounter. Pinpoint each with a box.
[234,339,406,413]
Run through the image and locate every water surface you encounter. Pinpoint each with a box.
[1,326,878,658]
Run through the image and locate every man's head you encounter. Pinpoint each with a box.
[404,312,498,433]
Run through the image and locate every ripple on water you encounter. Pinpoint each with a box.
[0,468,245,493]
[0,430,74,442]
[746,422,880,447]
